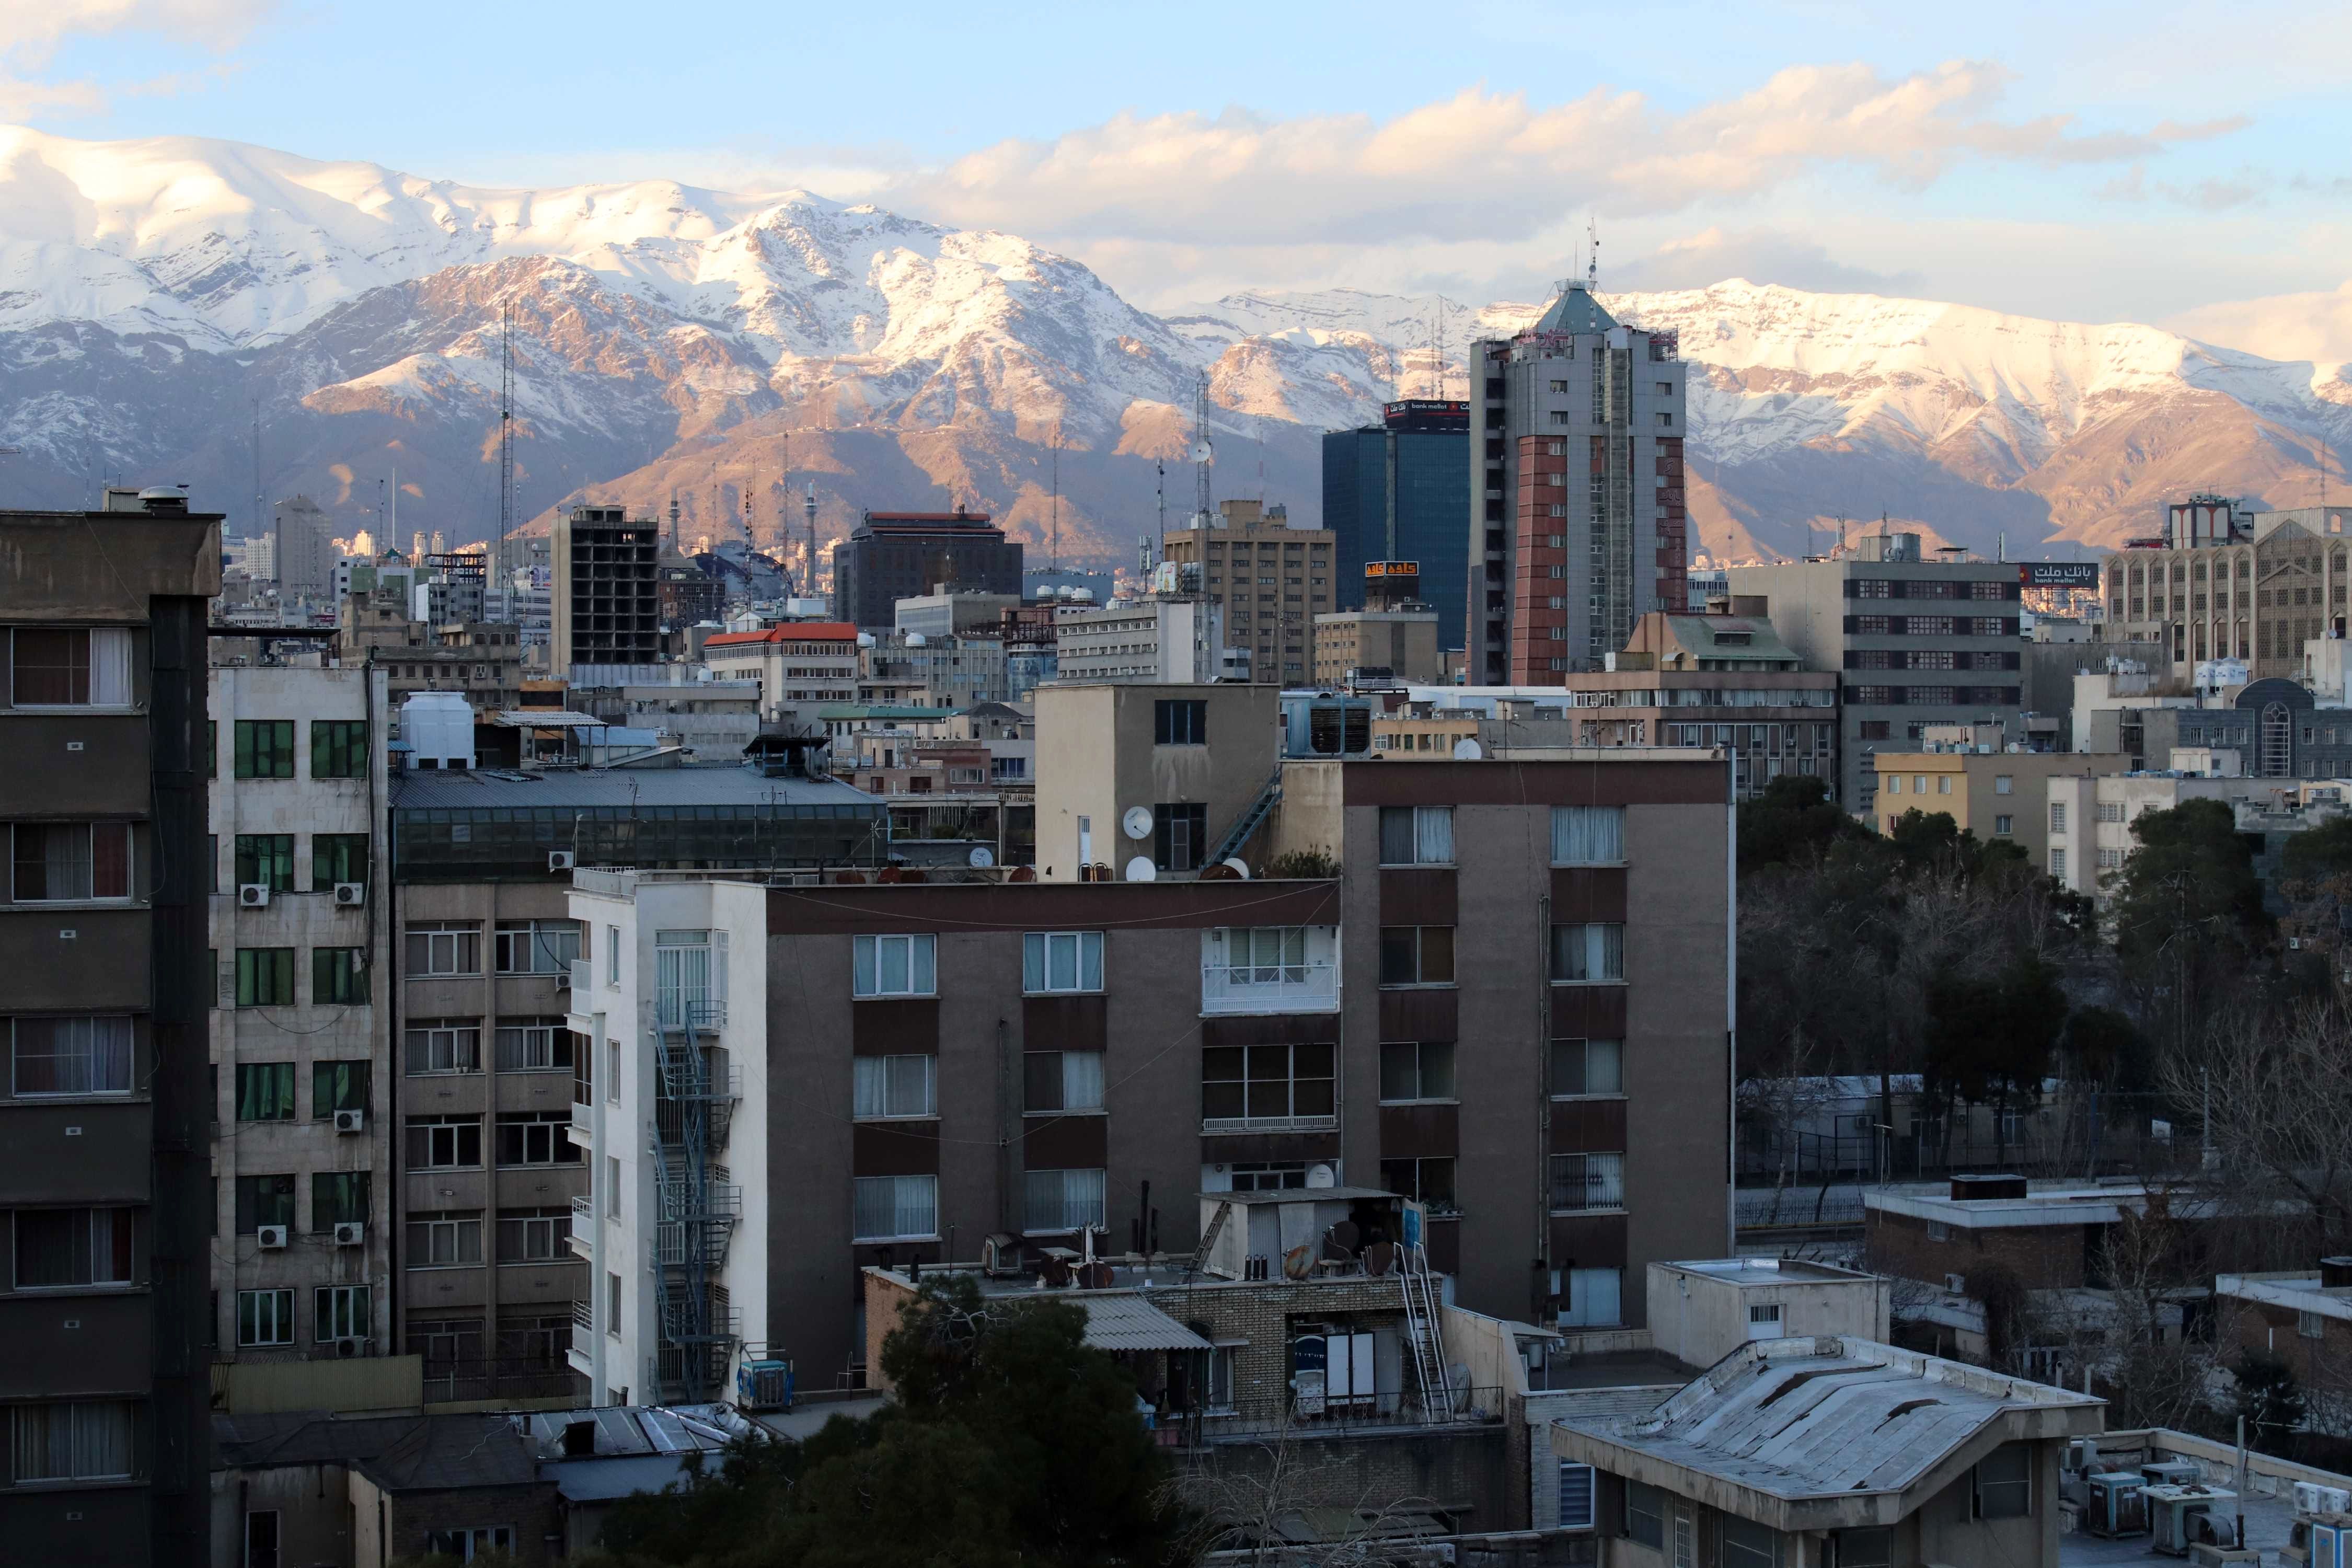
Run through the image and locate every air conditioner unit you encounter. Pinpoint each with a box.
[238,883,271,908]
[333,1108,366,1135]
[554,968,571,991]
[1945,1273,1967,1295]
[333,1335,371,1359]
[255,1224,289,1250]
[332,1221,366,1247]
[549,850,577,872]
[333,881,366,907]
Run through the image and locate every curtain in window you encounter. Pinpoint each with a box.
[1415,808,1453,864]
[314,1059,366,1115]
[1551,805,1623,864]
[853,1175,937,1239]
[11,1402,131,1482]
[1025,1168,1106,1231]
[1059,1050,1104,1112]
[1552,924,1624,982]
[13,1017,131,1094]
[237,1064,293,1120]
[89,629,131,706]
[854,1055,934,1118]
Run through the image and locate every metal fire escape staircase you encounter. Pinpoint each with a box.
[649,998,741,1401]
[1206,767,1284,870]
[1399,1238,1458,1422]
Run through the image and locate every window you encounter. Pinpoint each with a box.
[406,1115,483,1170]
[853,933,936,998]
[235,1173,295,1233]
[246,1508,281,1568]
[1549,1152,1625,1211]
[1153,802,1208,872]
[1718,1517,1780,1568]
[10,1016,131,1096]
[2049,803,2067,833]
[312,947,369,1005]
[311,833,369,890]
[1551,1037,1623,1096]
[1379,805,1455,864]
[1378,1156,1456,1213]
[854,1054,937,1119]
[311,1172,369,1231]
[1550,923,1625,982]
[1885,775,1900,795]
[405,1021,480,1075]
[2301,1309,2327,1340]
[10,821,130,901]
[1202,1042,1335,1126]
[14,1207,133,1288]
[1379,925,1455,986]
[497,1207,569,1262]
[235,1062,295,1121]
[410,1315,484,1366]
[1556,1461,1596,1530]
[233,720,296,779]
[1208,926,1310,985]
[1926,1219,1952,1242]
[1994,814,2013,836]
[852,1174,939,1240]
[606,925,620,984]
[1024,1168,1108,1232]
[5,627,131,707]
[1626,1481,1665,1548]
[233,834,295,893]
[9,1401,134,1483]
[2051,848,2068,880]
[1024,1050,1105,1113]
[495,1111,578,1167]
[1380,1041,1456,1103]
[405,921,481,976]
[1551,805,1624,864]
[1936,776,1952,794]
[495,919,580,974]
[494,1019,574,1071]
[1973,1443,2032,1519]
[1834,1528,1892,1568]
[1994,775,2014,795]
[1557,1265,1623,1328]
[423,1526,514,1562]
[315,1284,371,1343]
[312,1059,368,1120]
[1155,698,1207,745]
[606,1156,622,1219]
[238,1287,295,1346]
[234,949,295,1008]
[309,720,368,779]
[407,1210,484,1266]
[1022,930,1103,993]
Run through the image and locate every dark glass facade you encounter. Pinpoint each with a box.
[830,511,1022,631]
[1321,418,1470,652]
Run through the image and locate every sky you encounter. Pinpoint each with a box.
[8,0,2352,359]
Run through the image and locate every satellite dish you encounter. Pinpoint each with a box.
[1189,441,1213,464]
[1122,805,1154,839]
[1306,1162,1337,1189]
[967,847,995,868]
[1124,856,1157,882]
[1220,857,1251,880]
[1452,737,1484,760]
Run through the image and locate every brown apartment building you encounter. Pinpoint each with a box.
[1160,498,1337,684]
[1,492,220,1563]
[566,754,1733,1397]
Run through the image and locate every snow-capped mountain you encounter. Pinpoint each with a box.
[0,124,2345,574]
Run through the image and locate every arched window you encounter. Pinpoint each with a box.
[2261,701,2294,778]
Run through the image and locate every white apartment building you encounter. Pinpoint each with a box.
[207,663,395,1375]
[703,621,860,723]
[1053,596,1227,683]
[562,872,770,1407]
[2044,771,2253,899]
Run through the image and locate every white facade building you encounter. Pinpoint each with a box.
[1053,596,1227,683]
[2044,771,2253,899]
[207,664,395,1370]
[563,872,770,1406]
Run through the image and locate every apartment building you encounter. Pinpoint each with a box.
[1032,682,1279,879]
[1052,595,1227,684]
[386,764,885,1406]
[0,491,219,1563]
[1727,535,2024,814]
[335,600,526,711]
[2044,771,2251,898]
[564,752,1733,1397]
[551,506,659,671]
[1159,498,1335,684]
[1465,280,1689,684]
[702,621,860,722]
[1323,399,1471,649]
[2099,497,2352,679]
[831,509,1021,633]
[1313,562,1442,686]
[1869,744,2114,868]
[856,631,1009,708]
[206,664,396,1401]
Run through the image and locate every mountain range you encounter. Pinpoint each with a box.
[1,123,2346,583]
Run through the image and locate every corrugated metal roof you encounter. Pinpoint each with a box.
[389,765,879,812]
[1078,1294,1215,1352]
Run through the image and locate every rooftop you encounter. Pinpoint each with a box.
[707,622,858,645]
[1657,1257,1880,1287]
[389,763,878,813]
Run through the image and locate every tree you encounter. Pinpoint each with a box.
[1921,956,2067,1162]
[1736,774,1867,873]
[2233,1353,2308,1450]
[2181,1003,2352,1263]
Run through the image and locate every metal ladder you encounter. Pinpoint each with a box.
[1184,1199,1235,1283]
[1206,767,1284,869]
[1399,1242,1456,1422]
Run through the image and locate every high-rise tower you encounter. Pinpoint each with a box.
[1465,280,1688,684]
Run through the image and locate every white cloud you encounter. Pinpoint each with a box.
[2169,279,2352,365]
[1,0,272,120]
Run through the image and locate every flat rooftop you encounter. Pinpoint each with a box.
[389,764,879,812]
[1659,1258,1877,1286]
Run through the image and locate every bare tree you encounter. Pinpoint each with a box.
[1170,1419,1445,1568]
[2175,1002,2352,1262]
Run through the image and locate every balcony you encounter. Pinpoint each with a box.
[567,1098,596,1150]
[1200,961,1337,1016]
[1174,1385,1504,1446]
[570,959,593,994]
[1202,1113,1340,1136]
[569,1195,596,1258]
[656,995,724,1033]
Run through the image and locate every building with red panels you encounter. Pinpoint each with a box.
[1465,280,1688,684]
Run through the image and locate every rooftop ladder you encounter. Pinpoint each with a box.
[1400,1242,1457,1422]
[1206,767,1284,869]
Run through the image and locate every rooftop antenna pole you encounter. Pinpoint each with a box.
[1049,424,1061,572]
[1191,373,1214,528]
[499,303,513,586]
[251,394,262,556]
[805,481,818,602]
[1156,458,1166,555]
[1587,215,1600,294]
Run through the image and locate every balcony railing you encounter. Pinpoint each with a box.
[657,995,724,1032]
[1172,1385,1504,1445]
[1200,961,1338,1016]
[422,1355,585,1406]
[568,1099,596,1148]
[569,959,593,995]
[569,1195,596,1257]
[1201,1114,1340,1135]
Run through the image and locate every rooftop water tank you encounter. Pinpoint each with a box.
[401,692,475,770]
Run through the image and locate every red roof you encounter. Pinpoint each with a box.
[706,622,858,647]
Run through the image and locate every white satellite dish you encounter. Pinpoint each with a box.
[1189,440,1213,464]
[967,846,995,869]
[1122,805,1154,839]
[1452,737,1484,760]
[1124,856,1157,882]
[1305,1162,1337,1189]
[1220,857,1251,880]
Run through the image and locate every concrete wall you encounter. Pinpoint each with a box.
[1645,1264,1889,1369]
[1033,683,1278,881]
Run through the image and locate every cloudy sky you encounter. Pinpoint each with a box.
[11,0,2352,359]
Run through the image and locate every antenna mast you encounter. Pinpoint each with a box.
[1191,374,1214,528]
[1156,458,1166,555]
[1049,425,1061,572]
[1587,216,1599,293]
[499,304,513,586]
[804,481,818,603]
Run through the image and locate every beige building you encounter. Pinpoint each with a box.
[1313,606,1440,685]
[1868,743,2120,868]
[2101,501,2352,679]
[1161,498,1335,684]
[2044,771,2254,898]
[1033,682,1278,878]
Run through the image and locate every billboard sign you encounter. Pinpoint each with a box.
[2019,562,2102,587]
